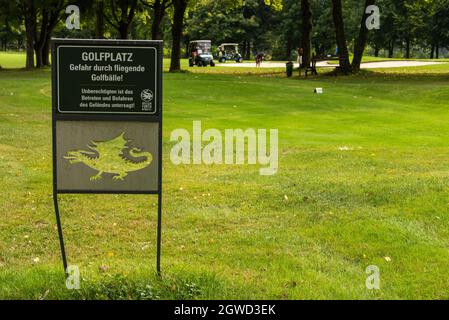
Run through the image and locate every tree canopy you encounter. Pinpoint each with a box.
[1,0,448,70]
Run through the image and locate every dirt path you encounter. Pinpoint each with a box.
[220,60,445,69]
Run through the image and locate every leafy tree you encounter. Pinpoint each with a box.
[103,0,139,39]
[185,0,258,56]
[4,0,449,69]
[275,0,300,59]
[331,0,351,74]
[95,0,105,38]
[18,0,37,69]
[352,0,375,72]
[300,0,312,67]
[406,0,449,58]
[185,0,284,60]
[369,0,397,57]
[169,0,189,71]
[0,1,24,51]
[141,0,173,40]
[34,0,67,67]
[311,0,335,56]
[393,0,414,58]
[431,0,449,58]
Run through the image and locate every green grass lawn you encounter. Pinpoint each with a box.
[0,52,29,69]
[1,52,449,299]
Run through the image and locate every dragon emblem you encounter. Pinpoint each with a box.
[64,133,153,181]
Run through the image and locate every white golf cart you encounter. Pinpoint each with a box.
[217,43,243,63]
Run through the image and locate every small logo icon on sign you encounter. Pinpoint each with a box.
[141,89,154,102]
[141,89,154,112]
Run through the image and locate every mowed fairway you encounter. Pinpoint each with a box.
[0,53,449,299]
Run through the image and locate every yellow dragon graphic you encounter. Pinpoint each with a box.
[64,133,153,181]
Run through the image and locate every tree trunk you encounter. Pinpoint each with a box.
[119,23,129,39]
[34,8,50,68]
[119,0,129,39]
[435,41,439,59]
[18,37,24,50]
[35,49,43,67]
[352,0,375,72]
[151,0,166,40]
[430,44,434,59]
[185,39,190,58]
[96,0,105,39]
[374,46,379,57]
[115,0,137,39]
[300,0,312,68]
[245,41,251,60]
[242,1,252,60]
[42,6,62,67]
[405,37,410,59]
[388,40,394,58]
[169,0,188,72]
[286,36,293,60]
[23,0,36,69]
[42,34,51,66]
[1,18,8,51]
[331,0,351,74]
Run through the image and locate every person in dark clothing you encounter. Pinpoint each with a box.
[255,53,263,67]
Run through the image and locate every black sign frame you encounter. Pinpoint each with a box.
[51,38,163,275]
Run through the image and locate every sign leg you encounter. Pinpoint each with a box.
[156,192,162,275]
[53,192,68,276]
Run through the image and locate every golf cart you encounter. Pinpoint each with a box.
[188,40,215,67]
[217,43,243,63]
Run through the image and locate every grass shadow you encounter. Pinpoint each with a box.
[0,266,225,300]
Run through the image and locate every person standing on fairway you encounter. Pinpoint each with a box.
[255,53,263,67]
[297,48,304,68]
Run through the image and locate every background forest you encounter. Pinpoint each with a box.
[1,0,448,70]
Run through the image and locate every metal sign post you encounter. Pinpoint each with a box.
[51,38,163,275]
